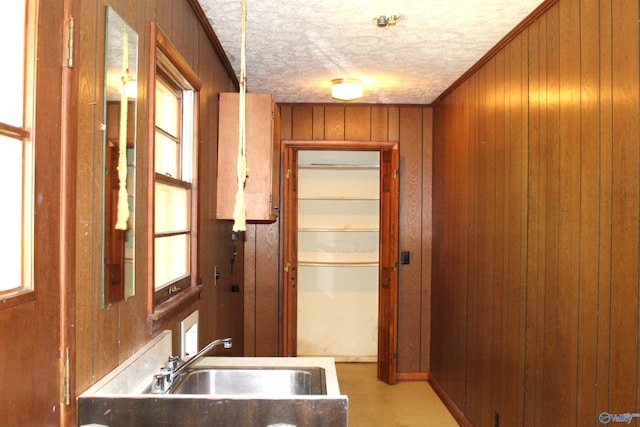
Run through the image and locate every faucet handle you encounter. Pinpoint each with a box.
[165,355,182,370]
[151,373,168,394]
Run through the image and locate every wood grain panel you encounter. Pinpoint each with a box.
[542,6,561,425]
[345,106,371,141]
[397,107,424,373]
[596,0,613,418]
[243,224,257,355]
[576,0,600,423]
[555,1,581,423]
[324,105,345,140]
[292,104,313,140]
[491,48,507,425]
[280,104,293,140]
[421,108,433,373]
[254,221,281,356]
[371,106,389,141]
[609,0,639,414]
[524,18,540,427]
[75,0,103,394]
[312,106,325,140]
[431,0,640,425]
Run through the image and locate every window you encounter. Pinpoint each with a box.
[0,0,35,307]
[150,24,201,311]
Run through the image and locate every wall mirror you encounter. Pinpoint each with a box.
[102,6,138,306]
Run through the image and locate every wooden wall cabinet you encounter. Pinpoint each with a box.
[217,92,280,221]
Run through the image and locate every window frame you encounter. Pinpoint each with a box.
[0,0,36,310]
[148,23,201,322]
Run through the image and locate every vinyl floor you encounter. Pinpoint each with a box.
[335,363,460,427]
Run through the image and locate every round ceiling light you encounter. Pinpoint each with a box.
[331,78,363,101]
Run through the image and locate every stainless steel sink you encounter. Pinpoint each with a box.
[168,367,326,396]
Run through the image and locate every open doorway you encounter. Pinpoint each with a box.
[281,140,399,384]
[296,150,380,361]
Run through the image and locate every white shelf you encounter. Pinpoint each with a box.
[298,163,380,170]
[298,261,379,267]
[298,196,379,201]
[298,251,378,265]
[298,227,378,232]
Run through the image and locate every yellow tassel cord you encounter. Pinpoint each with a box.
[232,0,248,232]
[115,28,130,230]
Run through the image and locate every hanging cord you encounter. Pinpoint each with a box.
[232,0,247,232]
[115,28,130,230]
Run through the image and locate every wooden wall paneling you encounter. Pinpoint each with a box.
[479,58,497,426]
[576,0,600,423]
[397,107,425,373]
[490,47,507,424]
[292,104,313,140]
[197,25,222,355]
[532,14,548,425]
[324,105,345,140]
[421,107,433,373]
[523,18,541,427]
[312,106,325,140]
[517,31,530,425]
[464,73,481,423]
[452,87,470,406]
[244,224,257,355]
[541,5,561,425]
[430,103,445,380]
[345,106,371,141]
[610,0,639,413]
[505,31,530,426]
[75,0,102,393]
[254,222,281,356]
[371,106,389,142]
[556,0,581,423]
[388,107,400,142]
[472,67,487,424]
[596,0,612,417]
[432,0,640,424]
[280,104,293,140]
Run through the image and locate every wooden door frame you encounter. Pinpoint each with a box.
[281,140,399,384]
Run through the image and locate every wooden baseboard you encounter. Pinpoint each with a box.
[428,375,473,427]
[397,372,430,382]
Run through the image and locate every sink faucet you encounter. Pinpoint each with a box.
[151,337,232,394]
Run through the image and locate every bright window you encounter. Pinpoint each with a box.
[151,29,200,308]
[0,0,34,300]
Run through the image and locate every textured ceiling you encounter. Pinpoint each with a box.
[198,0,544,104]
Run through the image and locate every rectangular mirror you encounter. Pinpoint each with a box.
[102,6,138,306]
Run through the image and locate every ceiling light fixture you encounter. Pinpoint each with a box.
[374,15,401,29]
[331,78,363,101]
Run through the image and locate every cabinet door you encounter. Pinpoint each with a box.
[216,93,280,221]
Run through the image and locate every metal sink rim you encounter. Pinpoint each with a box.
[166,366,327,396]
